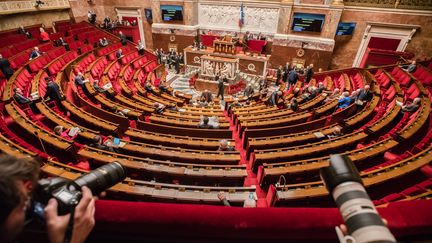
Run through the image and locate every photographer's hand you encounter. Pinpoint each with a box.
[44,186,96,243]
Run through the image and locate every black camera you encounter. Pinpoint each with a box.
[31,162,126,220]
[320,154,396,243]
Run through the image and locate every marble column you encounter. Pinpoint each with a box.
[277,0,294,34]
[151,0,162,24]
[184,0,198,26]
[324,2,343,39]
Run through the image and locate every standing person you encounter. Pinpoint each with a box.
[244,84,254,99]
[282,62,291,83]
[119,31,127,46]
[174,54,181,74]
[0,54,14,79]
[0,155,96,243]
[276,65,283,85]
[103,16,111,29]
[136,40,145,55]
[304,64,314,86]
[288,68,299,90]
[216,76,226,101]
[43,77,66,114]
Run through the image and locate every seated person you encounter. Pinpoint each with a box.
[116,48,124,59]
[401,60,416,73]
[144,81,158,95]
[93,79,106,93]
[57,37,70,51]
[267,90,283,106]
[89,135,117,152]
[29,47,42,60]
[349,89,360,102]
[324,88,340,103]
[53,125,80,140]
[200,89,213,103]
[112,106,127,117]
[99,38,109,47]
[74,72,88,87]
[327,126,343,139]
[397,97,421,113]
[198,116,214,129]
[355,85,373,106]
[153,102,165,114]
[301,86,317,101]
[316,82,325,94]
[39,28,50,42]
[158,80,169,93]
[218,139,235,151]
[13,88,32,105]
[288,97,298,112]
[337,92,351,109]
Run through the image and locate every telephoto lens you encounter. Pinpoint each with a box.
[32,162,126,217]
[71,161,126,195]
[320,154,396,243]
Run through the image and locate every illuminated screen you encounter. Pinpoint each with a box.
[291,13,325,32]
[161,5,183,21]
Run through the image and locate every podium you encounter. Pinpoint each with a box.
[213,40,235,55]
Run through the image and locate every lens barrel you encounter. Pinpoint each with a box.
[72,162,126,195]
[320,154,396,243]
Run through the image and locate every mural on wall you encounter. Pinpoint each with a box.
[198,4,279,33]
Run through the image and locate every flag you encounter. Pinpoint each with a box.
[239,3,244,28]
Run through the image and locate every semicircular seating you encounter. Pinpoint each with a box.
[1,20,432,241]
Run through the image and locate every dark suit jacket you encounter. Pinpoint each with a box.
[29,50,41,59]
[305,68,314,82]
[288,70,298,84]
[0,58,14,78]
[357,89,373,102]
[14,93,32,104]
[44,81,62,101]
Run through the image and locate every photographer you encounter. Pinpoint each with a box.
[0,155,95,243]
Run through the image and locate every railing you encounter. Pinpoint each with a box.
[344,0,432,10]
[0,0,70,15]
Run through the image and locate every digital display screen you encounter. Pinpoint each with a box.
[291,13,325,32]
[336,22,356,36]
[161,5,183,22]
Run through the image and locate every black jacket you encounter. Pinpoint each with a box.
[44,81,62,101]
[0,58,14,78]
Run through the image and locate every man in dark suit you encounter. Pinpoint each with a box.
[13,88,32,104]
[355,85,373,112]
[115,48,124,59]
[304,64,314,86]
[0,54,14,79]
[74,72,87,88]
[276,65,283,85]
[29,47,42,60]
[119,31,127,46]
[282,62,292,83]
[216,76,227,101]
[43,77,66,114]
[288,69,299,90]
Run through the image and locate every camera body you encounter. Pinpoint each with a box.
[320,154,396,243]
[35,177,83,216]
[30,162,126,220]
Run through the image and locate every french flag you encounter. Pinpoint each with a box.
[239,3,244,28]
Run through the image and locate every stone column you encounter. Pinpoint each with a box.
[184,0,198,26]
[277,0,294,34]
[331,0,344,5]
[151,0,162,24]
[324,2,344,39]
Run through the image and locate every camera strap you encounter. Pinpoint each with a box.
[63,206,76,243]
